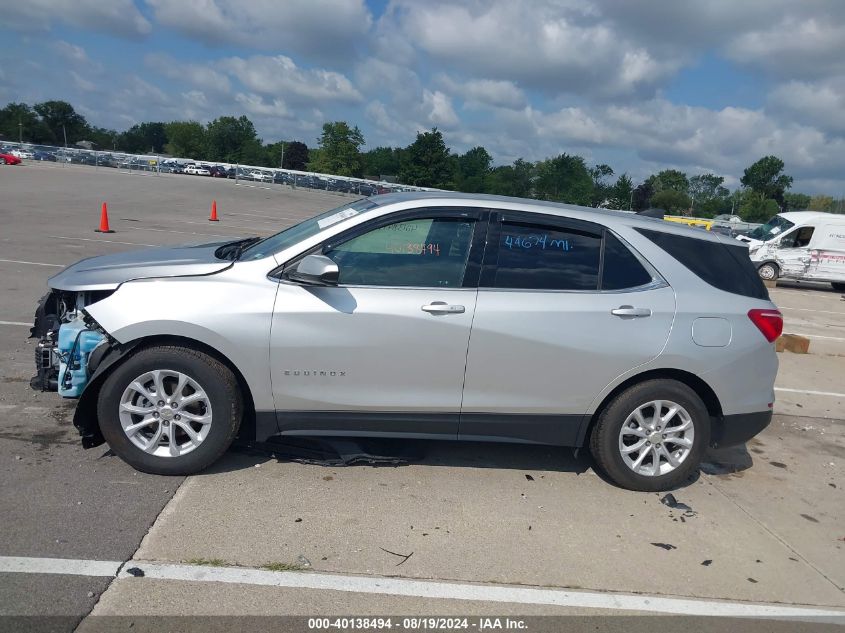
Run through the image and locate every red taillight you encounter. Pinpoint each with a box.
[748,309,783,343]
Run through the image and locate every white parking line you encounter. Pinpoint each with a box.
[789,332,845,342]
[776,387,845,398]
[234,182,278,192]
[779,306,845,316]
[0,556,120,577]
[173,218,276,232]
[0,258,64,267]
[0,321,31,327]
[0,556,842,619]
[228,211,305,222]
[123,226,241,238]
[49,235,158,247]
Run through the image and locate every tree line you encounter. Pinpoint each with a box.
[2,100,843,222]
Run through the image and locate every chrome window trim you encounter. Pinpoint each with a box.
[476,278,668,295]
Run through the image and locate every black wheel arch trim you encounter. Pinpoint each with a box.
[72,334,260,449]
[577,368,724,447]
[72,340,143,448]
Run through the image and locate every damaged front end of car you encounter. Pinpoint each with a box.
[28,239,241,448]
[29,289,138,448]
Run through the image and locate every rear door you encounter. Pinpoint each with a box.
[459,212,675,445]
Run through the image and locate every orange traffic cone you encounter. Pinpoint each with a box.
[95,202,115,233]
[209,200,219,222]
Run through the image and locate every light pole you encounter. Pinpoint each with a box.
[18,120,22,143]
[629,190,634,211]
[279,142,286,169]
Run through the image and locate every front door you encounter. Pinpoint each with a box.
[460,213,675,445]
[776,226,815,278]
[270,210,484,437]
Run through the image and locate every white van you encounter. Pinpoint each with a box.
[737,211,845,290]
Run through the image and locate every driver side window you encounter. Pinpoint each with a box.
[782,226,814,249]
[324,217,476,287]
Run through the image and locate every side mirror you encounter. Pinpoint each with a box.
[288,254,339,286]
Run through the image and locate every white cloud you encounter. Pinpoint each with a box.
[145,53,231,94]
[725,16,845,78]
[439,77,526,110]
[383,0,682,98]
[768,77,845,135]
[70,71,96,92]
[421,90,458,127]
[146,0,372,64]
[220,55,362,105]
[2,0,150,37]
[365,100,405,136]
[234,93,291,118]
[54,41,89,63]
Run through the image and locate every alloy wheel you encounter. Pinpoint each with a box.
[618,400,695,477]
[118,369,212,457]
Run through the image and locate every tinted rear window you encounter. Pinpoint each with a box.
[602,232,653,290]
[635,228,769,300]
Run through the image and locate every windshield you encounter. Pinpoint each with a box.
[239,198,378,260]
[750,215,795,242]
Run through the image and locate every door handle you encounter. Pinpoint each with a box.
[611,305,652,318]
[421,301,465,314]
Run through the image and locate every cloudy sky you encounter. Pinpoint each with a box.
[1,0,844,193]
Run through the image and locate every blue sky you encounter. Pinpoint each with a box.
[2,0,845,194]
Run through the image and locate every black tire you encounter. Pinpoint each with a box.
[757,262,779,281]
[832,282,845,292]
[589,379,710,491]
[97,345,242,475]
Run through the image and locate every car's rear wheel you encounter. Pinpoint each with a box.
[97,345,242,475]
[757,262,779,281]
[589,380,710,491]
[832,282,845,292]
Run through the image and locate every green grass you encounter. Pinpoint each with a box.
[183,558,228,567]
[260,562,305,572]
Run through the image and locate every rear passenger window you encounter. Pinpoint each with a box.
[491,222,601,290]
[602,232,653,290]
[635,228,769,300]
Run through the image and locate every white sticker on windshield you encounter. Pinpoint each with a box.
[317,208,359,229]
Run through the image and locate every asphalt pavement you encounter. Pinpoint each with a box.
[0,163,843,631]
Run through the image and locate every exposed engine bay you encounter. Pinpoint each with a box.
[30,289,114,396]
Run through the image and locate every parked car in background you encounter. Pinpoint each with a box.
[30,192,780,491]
[185,164,211,176]
[273,172,292,185]
[249,171,272,182]
[738,211,845,290]
[32,150,57,162]
[209,166,233,178]
[712,214,759,235]
[0,152,22,165]
[10,148,35,159]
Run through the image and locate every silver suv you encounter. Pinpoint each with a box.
[30,193,782,490]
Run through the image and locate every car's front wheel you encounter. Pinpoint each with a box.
[757,262,779,281]
[589,380,710,491]
[832,282,845,292]
[97,345,242,475]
